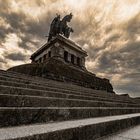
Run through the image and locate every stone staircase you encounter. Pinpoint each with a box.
[0,69,140,140]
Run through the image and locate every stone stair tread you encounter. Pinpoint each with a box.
[0,113,140,140]
[0,93,138,107]
[0,72,134,103]
[0,74,111,95]
[1,107,140,128]
[0,79,106,96]
[97,124,140,140]
[0,84,136,105]
[0,72,135,101]
[0,106,140,110]
[1,107,140,109]
[0,71,117,96]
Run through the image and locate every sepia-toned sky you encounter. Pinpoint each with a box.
[0,0,140,97]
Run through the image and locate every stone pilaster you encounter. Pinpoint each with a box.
[68,53,71,62]
[81,57,85,67]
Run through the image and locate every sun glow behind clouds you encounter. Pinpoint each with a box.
[114,0,140,22]
[1,33,22,52]
[65,0,86,11]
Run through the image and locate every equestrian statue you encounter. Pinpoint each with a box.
[48,13,74,41]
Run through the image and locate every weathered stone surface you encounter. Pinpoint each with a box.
[0,70,140,139]
[0,85,139,106]
[98,124,140,140]
[8,58,114,93]
[0,113,140,140]
[0,94,139,107]
[0,70,136,104]
[0,107,140,127]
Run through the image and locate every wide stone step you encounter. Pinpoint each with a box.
[1,70,106,94]
[0,83,135,106]
[0,79,108,98]
[0,113,140,140]
[0,107,140,128]
[98,124,140,140]
[0,80,136,105]
[0,94,137,107]
[0,74,113,96]
[0,71,129,100]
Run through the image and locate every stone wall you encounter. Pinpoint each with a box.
[8,58,114,93]
[31,37,87,70]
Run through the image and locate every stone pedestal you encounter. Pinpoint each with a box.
[31,35,88,70]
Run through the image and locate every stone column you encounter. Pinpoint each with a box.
[74,56,77,65]
[59,46,64,59]
[51,43,60,56]
[81,57,85,67]
[68,53,71,62]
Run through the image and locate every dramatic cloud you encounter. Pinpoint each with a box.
[5,52,27,61]
[0,0,140,97]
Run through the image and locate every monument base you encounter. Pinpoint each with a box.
[8,58,114,93]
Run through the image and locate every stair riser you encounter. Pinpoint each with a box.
[0,80,106,99]
[0,74,133,103]
[0,85,138,106]
[0,95,133,107]
[1,72,105,95]
[0,109,140,127]
[0,77,114,99]
[11,116,140,140]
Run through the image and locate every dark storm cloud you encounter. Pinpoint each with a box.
[105,34,120,45]
[0,57,5,63]
[0,11,41,49]
[96,41,140,74]
[83,12,140,96]
[125,12,140,37]
[115,72,140,97]
[105,25,114,34]
[96,42,140,97]
[119,41,140,71]
[2,12,26,32]
[5,52,27,61]
[120,41,140,52]
[0,56,7,69]
[0,0,59,50]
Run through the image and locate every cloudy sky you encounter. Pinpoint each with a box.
[0,0,140,97]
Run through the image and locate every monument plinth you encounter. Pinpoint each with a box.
[31,34,87,70]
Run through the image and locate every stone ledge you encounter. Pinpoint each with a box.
[98,124,140,140]
[7,58,114,93]
[0,107,140,127]
[0,113,140,140]
[0,94,139,107]
[0,85,136,104]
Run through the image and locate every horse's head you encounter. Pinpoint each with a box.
[67,13,73,22]
[56,14,61,19]
[62,13,73,22]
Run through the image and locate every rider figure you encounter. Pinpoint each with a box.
[48,14,60,41]
[48,13,73,41]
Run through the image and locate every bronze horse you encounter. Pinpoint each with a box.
[48,13,73,41]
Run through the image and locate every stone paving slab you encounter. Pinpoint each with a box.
[0,113,140,140]
[97,125,140,140]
